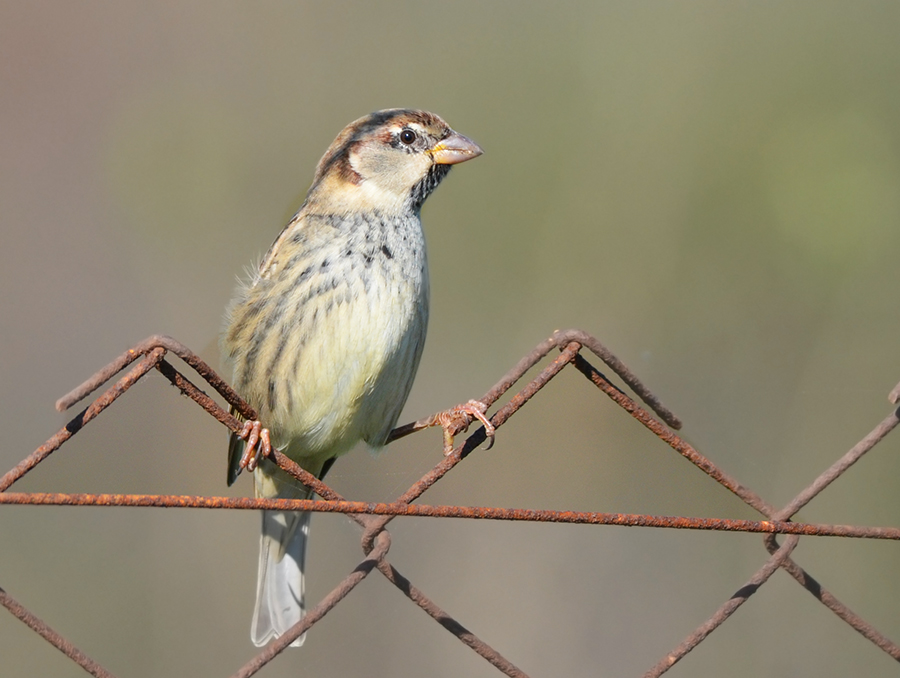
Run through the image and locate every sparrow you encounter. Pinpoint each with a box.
[221,109,483,647]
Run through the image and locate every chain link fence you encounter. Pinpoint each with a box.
[2,329,898,677]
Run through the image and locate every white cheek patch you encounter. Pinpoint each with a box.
[348,148,363,175]
[359,177,407,214]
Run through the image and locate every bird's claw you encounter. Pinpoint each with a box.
[432,399,496,456]
[238,420,272,472]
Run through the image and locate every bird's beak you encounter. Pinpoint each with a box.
[431,132,484,165]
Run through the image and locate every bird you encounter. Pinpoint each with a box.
[221,109,484,647]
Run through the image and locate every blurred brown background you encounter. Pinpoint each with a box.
[2,2,900,676]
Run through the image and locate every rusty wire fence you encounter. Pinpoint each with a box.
[2,328,899,677]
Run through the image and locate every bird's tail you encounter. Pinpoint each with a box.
[251,509,310,647]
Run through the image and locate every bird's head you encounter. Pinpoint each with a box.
[306,109,483,216]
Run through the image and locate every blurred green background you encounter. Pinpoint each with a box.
[2,2,900,676]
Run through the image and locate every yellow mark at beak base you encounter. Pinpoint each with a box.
[431,132,484,165]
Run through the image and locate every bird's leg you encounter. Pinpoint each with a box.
[427,400,496,456]
[238,420,272,472]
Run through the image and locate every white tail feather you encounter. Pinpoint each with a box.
[251,510,310,647]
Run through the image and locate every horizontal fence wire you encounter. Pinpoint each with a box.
[1,329,899,677]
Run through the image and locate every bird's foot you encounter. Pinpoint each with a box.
[429,400,495,456]
[238,420,272,472]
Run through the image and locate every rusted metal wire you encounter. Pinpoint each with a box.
[571,355,778,517]
[642,535,802,678]
[551,329,682,429]
[3,491,899,540]
[889,381,900,405]
[754,404,900,663]
[649,401,900,674]
[0,347,166,493]
[54,335,251,420]
[764,536,900,662]
[375,559,531,678]
[0,585,118,678]
[775,406,900,521]
[230,530,393,678]
[3,328,899,677]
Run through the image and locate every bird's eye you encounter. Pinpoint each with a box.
[399,129,417,145]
